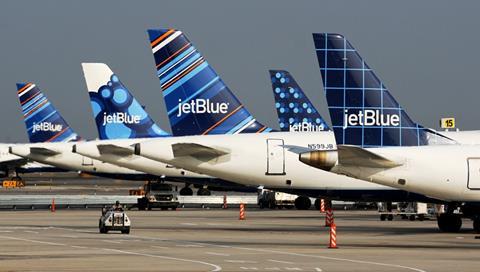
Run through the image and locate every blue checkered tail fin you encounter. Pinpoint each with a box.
[312,33,454,147]
[16,83,80,143]
[82,63,170,140]
[269,70,330,132]
[147,29,272,136]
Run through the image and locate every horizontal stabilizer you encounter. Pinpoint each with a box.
[97,144,134,156]
[172,143,228,161]
[338,145,401,168]
[0,158,28,169]
[30,147,60,156]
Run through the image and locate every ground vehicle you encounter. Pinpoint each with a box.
[378,202,430,221]
[99,207,130,234]
[137,181,179,210]
[2,177,25,188]
[258,190,296,209]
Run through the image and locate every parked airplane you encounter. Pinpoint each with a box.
[8,82,152,179]
[132,29,439,210]
[73,63,253,195]
[299,33,480,232]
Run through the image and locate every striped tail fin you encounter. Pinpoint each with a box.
[82,63,170,140]
[147,28,272,136]
[16,83,80,143]
[269,70,330,132]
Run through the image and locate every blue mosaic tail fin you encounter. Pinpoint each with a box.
[269,70,329,132]
[147,29,272,136]
[312,33,453,147]
[82,63,170,140]
[16,83,80,143]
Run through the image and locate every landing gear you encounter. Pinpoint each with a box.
[197,187,211,196]
[294,196,311,210]
[437,213,462,232]
[314,199,320,210]
[473,217,480,234]
[179,187,193,196]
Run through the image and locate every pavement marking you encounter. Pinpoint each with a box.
[268,259,295,265]
[47,227,425,272]
[225,260,258,264]
[284,268,302,271]
[151,245,169,249]
[180,222,198,226]
[101,248,222,271]
[239,267,258,270]
[102,239,122,244]
[206,252,231,257]
[23,230,39,234]
[206,223,231,226]
[264,268,281,271]
[0,230,12,233]
[176,244,204,248]
[71,245,87,249]
[126,235,427,272]
[60,235,78,239]
[0,235,66,246]
[0,232,222,272]
[314,268,323,272]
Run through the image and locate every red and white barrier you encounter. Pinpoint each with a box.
[239,203,245,220]
[320,199,325,213]
[325,208,334,227]
[51,198,56,213]
[222,195,228,209]
[328,223,338,248]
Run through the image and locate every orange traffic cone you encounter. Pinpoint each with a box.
[325,208,333,227]
[222,194,228,209]
[328,223,338,248]
[320,199,325,213]
[239,203,245,220]
[51,198,56,213]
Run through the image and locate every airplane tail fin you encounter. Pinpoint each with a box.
[312,33,454,147]
[147,29,272,136]
[82,63,170,140]
[269,70,329,132]
[16,83,80,143]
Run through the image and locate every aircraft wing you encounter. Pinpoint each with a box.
[97,144,134,156]
[172,143,229,161]
[30,147,60,156]
[338,145,401,168]
[0,158,28,169]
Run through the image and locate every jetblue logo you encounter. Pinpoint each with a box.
[32,122,62,133]
[176,99,229,117]
[102,112,141,126]
[289,122,325,132]
[343,109,400,128]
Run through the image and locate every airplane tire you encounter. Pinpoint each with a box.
[473,218,480,234]
[197,188,211,196]
[179,187,194,196]
[294,196,311,210]
[437,214,462,232]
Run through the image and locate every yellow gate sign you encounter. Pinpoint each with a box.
[440,118,455,129]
